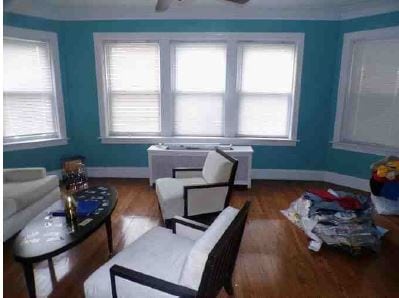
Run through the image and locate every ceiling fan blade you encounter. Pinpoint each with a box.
[224,0,250,4]
[155,0,174,12]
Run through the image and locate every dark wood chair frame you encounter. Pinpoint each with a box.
[171,149,238,218]
[110,201,250,298]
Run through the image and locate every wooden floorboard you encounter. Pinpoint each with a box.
[3,178,399,298]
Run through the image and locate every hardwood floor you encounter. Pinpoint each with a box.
[4,178,399,298]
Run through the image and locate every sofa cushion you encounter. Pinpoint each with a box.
[84,226,195,298]
[3,175,59,215]
[156,177,207,219]
[4,168,46,182]
[3,199,17,219]
[179,206,239,290]
[202,151,233,184]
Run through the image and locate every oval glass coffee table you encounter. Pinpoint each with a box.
[13,186,118,298]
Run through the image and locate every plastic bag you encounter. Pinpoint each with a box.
[281,197,323,251]
[371,194,399,215]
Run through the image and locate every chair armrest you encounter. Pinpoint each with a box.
[184,182,229,190]
[110,265,197,298]
[171,216,208,240]
[183,183,230,216]
[173,167,203,178]
[4,168,46,183]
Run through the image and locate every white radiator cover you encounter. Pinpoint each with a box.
[147,145,253,188]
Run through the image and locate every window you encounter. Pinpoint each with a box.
[103,42,161,135]
[238,43,296,138]
[94,33,304,145]
[333,27,399,154]
[3,27,67,151]
[173,43,226,136]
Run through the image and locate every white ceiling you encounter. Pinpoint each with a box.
[4,0,399,21]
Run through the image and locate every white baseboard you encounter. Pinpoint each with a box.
[252,168,369,191]
[48,169,62,179]
[251,169,325,181]
[49,166,369,191]
[87,167,149,178]
[323,171,369,192]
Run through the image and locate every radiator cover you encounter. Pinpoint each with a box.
[147,145,253,188]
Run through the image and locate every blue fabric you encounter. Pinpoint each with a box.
[303,192,346,216]
[380,182,399,201]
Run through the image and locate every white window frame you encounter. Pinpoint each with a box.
[94,32,304,146]
[332,26,399,155]
[3,26,67,151]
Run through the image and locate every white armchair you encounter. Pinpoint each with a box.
[155,149,238,225]
[84,202,250,298]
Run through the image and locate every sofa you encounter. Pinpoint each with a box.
[3,168,60,241]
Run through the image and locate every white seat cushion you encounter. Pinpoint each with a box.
[84,226,195,298]
[3,198,17,219]
[3,175,59,216]
[179,206,239,290]
[202,151,233,184]
[4,167,46,182]
[156,177,207,219]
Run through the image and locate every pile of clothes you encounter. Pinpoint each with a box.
[370,156,399,215]
[282,189,387,254]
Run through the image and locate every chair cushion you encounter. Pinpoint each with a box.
[156,177,207,219]
[84,226,195,298]
[202,151,233,184]
[3,175,59,217]
[179,206,239,290]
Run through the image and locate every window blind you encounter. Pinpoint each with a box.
[104,43,161,134]
[3,38,57,140]
[173,43,226,136]
[238,43,295,137]
[341,39,399,148]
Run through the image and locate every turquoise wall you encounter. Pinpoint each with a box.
[326,12,399,179]
[3,12,399,178]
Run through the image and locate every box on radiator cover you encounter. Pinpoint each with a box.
[147,145,253,188]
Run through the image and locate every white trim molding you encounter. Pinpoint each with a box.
[4,1,399,21]
[251,169,324,181]
[323,171,369,191]
[253,169,370,192]
[87,167,149,178]
[3,26,68,152]
[331,141,399,156]
[100,136,299,146]
[94,32,304,146]
[3,138,68,152]
[332,26,399,156]
[53,166,370,192]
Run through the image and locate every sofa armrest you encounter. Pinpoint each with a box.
[4,168,47,183]
[110,265,197,298]
[171,216,208,240]
[173,167,203,178]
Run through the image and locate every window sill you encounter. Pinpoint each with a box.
[100,136,298,146]
[331,142,399,156]
[4,138,68,152]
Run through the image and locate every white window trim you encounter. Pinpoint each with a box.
[94,32,304,146]
[332,26,399,156]
[3,26,68,152]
